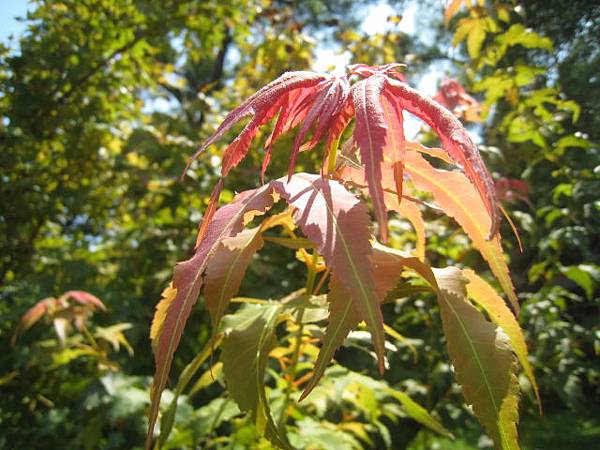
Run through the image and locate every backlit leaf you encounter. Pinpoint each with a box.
[220,304,291,449]
[402,151,519,313]
[273,174,386,372]
[463,269,540,407]
[434,267,520,450]
[352,74,390,241]
[146,184,277,449]
[204,227,265,330]
[385,77,500,237]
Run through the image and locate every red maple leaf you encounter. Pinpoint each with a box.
[187,64,499,243]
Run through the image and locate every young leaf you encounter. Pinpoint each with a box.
[381,90,406,203]
[11,298,55,346]
[146,184,277,449]
[186,71,327,176]
[220,304,292,449]
[60,290,106,311]
[272,173,386,372]
[351,74,390,242]
[402,151,519,313]
[462,269,540,407]
[262,89,314,181]
[288,76,351,177]
[434,267,520,450]
[385,77,500,237]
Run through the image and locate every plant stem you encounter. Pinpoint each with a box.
[279,251,318,425]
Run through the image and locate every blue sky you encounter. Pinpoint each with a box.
[0,0,446,138]
[0,0,31,44]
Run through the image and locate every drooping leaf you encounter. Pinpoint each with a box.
[463,269,540,407]
[146,184,277,449]
[11,297,55,346]
[288,76,351,177]
[364,244,521,448]
[351,74,390,242]
[262,89,314,181]
[300,277,361,400]
[381,90,406,203]
[402,151,519,313]
[186,71,327,176]
[204,227,265,331]
[220,304,291,449]
[272,173,386,372]
[434,267,520,450]
[61,290,106,311]
[156,335,222,449]
[385,77,500,237]
[324,100,355,172]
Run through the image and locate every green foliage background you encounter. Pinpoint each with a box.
[0,0,598,448]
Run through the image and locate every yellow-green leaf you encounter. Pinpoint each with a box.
[463,269,540,407]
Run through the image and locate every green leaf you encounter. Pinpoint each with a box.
[435,267,520,450]
[300,277,361,400]
[219,304,292,449]
[384,388,453,439]
[156,335,222,449]
[463,269,540,408]
[562,265,598,300]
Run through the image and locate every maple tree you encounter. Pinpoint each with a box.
[146,63,536,450]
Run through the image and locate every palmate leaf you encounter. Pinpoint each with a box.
[148,174,386,448]
[185,64,499,243]
[272,173,386,372]
[146,184,277,449]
